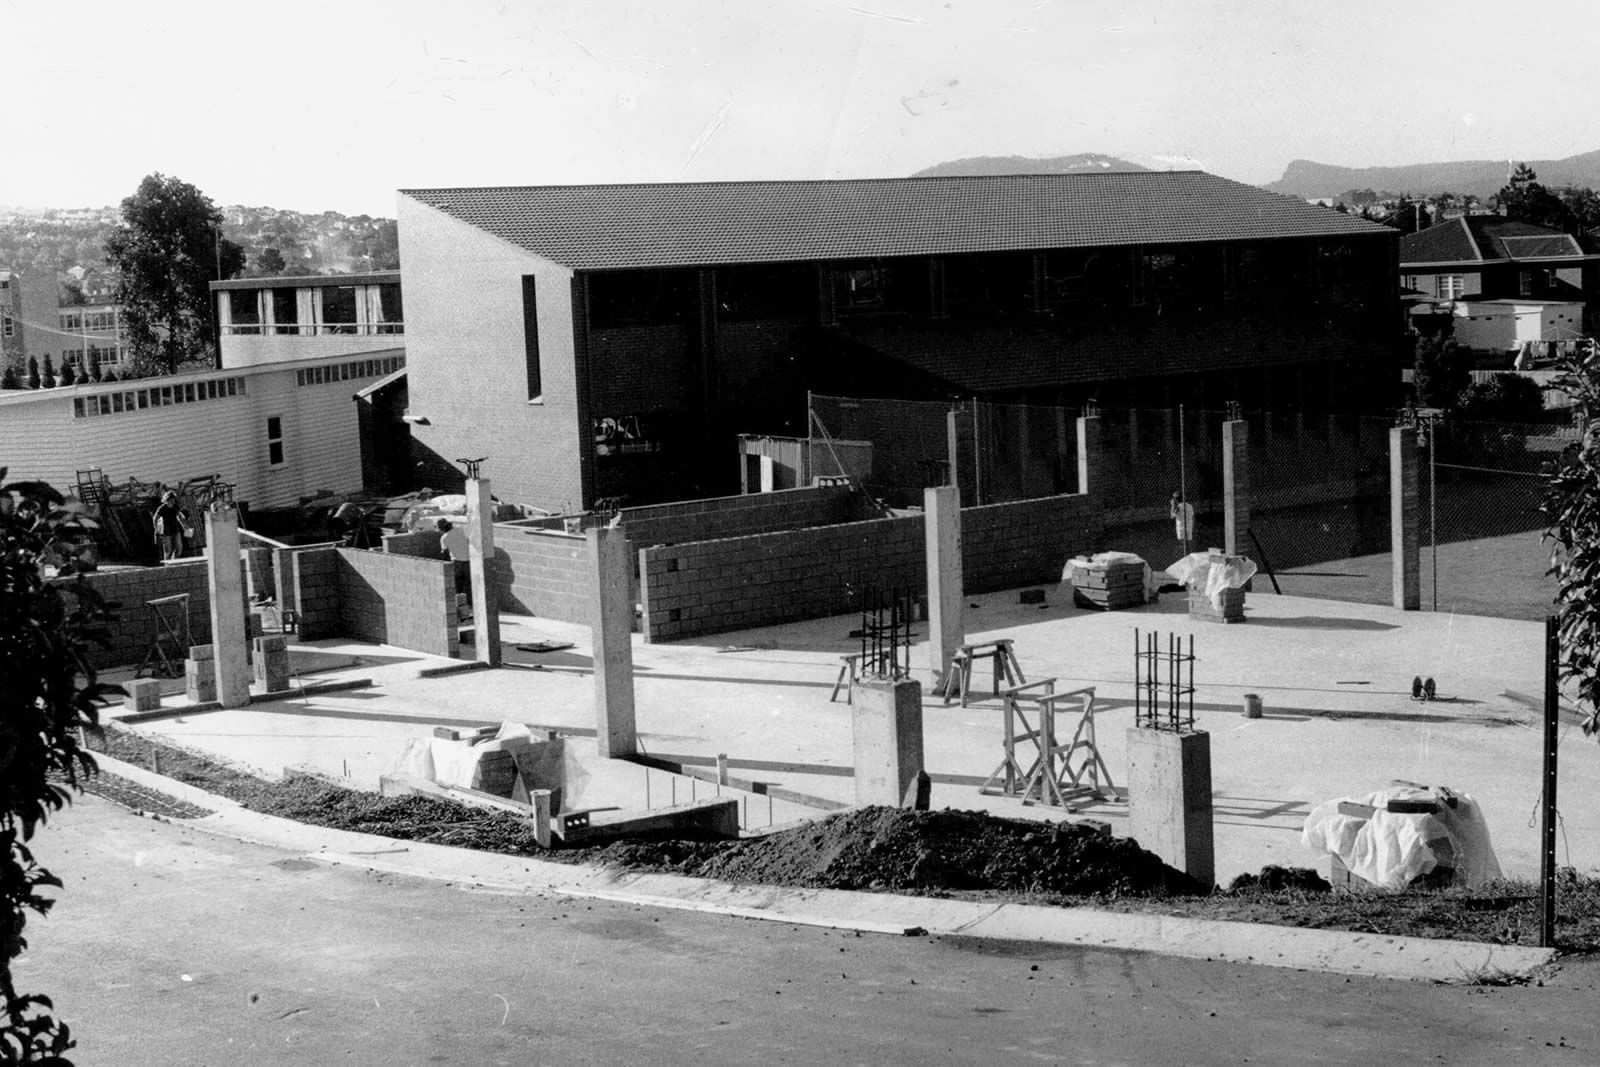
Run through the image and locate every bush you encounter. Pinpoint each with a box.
[1459,373,1546,423]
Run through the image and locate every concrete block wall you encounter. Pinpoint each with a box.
[961,493,1102,593]
[382,528,445,559]
[620,484,863,547]
[639,490,1101,642]
[489,526,594,623]
[63,561,213,668]
[640,514,925,642]
[285,548,341,639]
[336,548,459,657]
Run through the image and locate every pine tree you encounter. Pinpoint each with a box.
[58,362,77,387]
[25,358,40,390]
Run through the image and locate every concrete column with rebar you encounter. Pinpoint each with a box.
[205,508,251,708]
[924,484,964,691]
[1222,419,1250,556]
[588,526,637,757]
[466,477,501,665]
[1390,426,1421,610]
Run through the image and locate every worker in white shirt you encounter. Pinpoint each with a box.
[1170,491,1195,556]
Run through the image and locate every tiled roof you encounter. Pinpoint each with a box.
[401,173,1390,271]
[1402,215,1587,265]
[1399,219,1479,264]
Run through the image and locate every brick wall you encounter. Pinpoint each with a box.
[588,324,694,413]
[336,548,459,657]
[398,197,587,513]
[66,561,214,669]
[489,526,593,623]
[638,491,1102,642]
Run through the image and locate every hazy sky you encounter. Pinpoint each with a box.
[4,0,1596,216]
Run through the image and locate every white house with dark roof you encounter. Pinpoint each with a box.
[1399,215,1600,350]
[397,172,1398,510]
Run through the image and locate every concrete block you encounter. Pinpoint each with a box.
[185,660,218,703]
[189,643,215,661]
[1126,727,1214,887]
[123,678,161,712]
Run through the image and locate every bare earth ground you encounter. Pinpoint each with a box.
[82,725,1600,955]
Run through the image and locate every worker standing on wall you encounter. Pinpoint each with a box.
[1170,491,1195,557]
[153,491,191,560]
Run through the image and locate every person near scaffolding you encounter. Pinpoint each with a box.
[153,491,191,560]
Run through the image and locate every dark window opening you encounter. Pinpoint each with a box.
[229,290,261,333]
[522,275,541,400]
[267,415,285,466]
[588,269,694,329]
[320,286,357,334]
[944,252,1033,319]
[717,263,814,321]
[272,289,299,334]
[377,283,404,333]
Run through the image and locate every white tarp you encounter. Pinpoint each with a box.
[1061,551,1161,602]
[1302,783,1502,890]
[1167,551,1258,610]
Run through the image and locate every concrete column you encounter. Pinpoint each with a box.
[588,527,637,758]
[465,477,501,665]
[923,485,964,690]
[852,678,925,807]
[205,508,251,708]
[1221,419,1250,557]
[1075,414,1101,498]
[1390,426,1420,610]
[1126,727,1214,887]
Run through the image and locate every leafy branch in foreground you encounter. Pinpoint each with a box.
[1,470,121,1063]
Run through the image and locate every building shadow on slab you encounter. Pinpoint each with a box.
[1242,616,1400,631]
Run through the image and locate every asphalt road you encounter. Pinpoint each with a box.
[13,797,1600,1066]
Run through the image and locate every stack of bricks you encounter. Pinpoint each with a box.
[253,635,291,693]
[1187,550,1247,624]
[186,643,217,703]
[1069,557,1146,610]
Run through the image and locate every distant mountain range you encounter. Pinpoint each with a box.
[1265,149,1600,199]
[913,153,1149,177]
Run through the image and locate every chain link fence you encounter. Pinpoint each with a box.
[804,392,1572,621]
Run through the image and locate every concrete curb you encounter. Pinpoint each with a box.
[87,754,1559,983]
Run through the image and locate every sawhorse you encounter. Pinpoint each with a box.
[137,593,191,679]
[940,638,1026,706]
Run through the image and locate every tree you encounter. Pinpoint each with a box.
[58,283,86,308]
[40,357,55,389]
[57,363,76,388]
[1,469,118,1061]
[1495,163,1570,231]
[1542,352,1600,740]
[1412,332,1469,409]
[252,247,287,277]
[103,174,245,377]
[24,359,39,391]
[84,351,100,384]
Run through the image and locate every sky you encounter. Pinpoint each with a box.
[4,0,1598,217]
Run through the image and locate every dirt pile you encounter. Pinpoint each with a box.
[575,806,1206,898]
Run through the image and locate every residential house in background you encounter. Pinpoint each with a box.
[396,172,1399,511]
[1400,216,1600,355]
[0,272,406,510]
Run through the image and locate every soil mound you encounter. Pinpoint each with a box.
[577,806,1206,898]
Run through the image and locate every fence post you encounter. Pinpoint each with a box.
[1222,416,1250,557]
[1389,426,1421,610]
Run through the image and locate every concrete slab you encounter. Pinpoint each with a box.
[110,593,1600,887]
